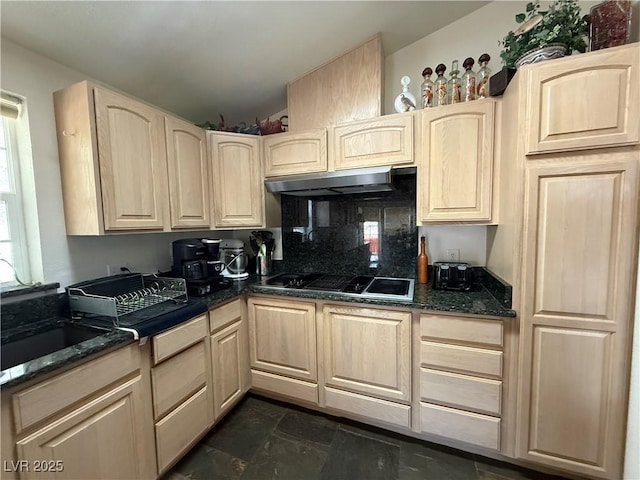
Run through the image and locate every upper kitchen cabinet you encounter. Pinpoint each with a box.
[525,43,639,155]
[208,131,266,229]
[418,99,495,223]
[263,129,327,176]
[54,81,169,234]
[165,115,211,229]
[287,34,383,131]
[332,112,414,170]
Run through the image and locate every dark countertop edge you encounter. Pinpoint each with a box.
[0,328,134,390]
[0,282,60,299]
[246,285,516,318]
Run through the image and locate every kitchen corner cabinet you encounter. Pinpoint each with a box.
[10,344,156,480]
[151,314,213,474]
[322,305,411,428]
[209,299,250,420]
[516,149,640,480]
[54,81,169,234]
[165,115,210,228]
[524,43,639,155]
[247,297,318,403]
[418,99,495,223]
[208,131,265,228]
[263,129,328,176]
[332,112,415,170]
[418,314,504,451]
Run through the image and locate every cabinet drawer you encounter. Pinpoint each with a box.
[420,314,503,347]
[153,314,207,364]
[420,402,500,450]
[152,342,208,419]
[325,387,411,428]
[209,299,243,333]
[251,369,318,404]
[420,341,502,378]
[420,368,501,416]
[155,386,210,473]
[12,344,139,434]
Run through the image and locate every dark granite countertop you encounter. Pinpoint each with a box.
[1,269,514,390]
[1,317,133,390]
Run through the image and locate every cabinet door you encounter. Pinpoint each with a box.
[419,100,494,222]
[525,43,639,154]
[209,132,264,228]
[263,129,327,176]
[16,375,155,480]
[165,116,210,228]
[333,113,414,170]
[94,87,167,231]
[322,305,411,402]
[517,150,639,479]
[247,297,317,381]
[211,319,249,420]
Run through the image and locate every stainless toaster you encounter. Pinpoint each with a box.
[432,262,474,291]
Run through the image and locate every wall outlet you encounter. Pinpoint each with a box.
[446,249,460,262]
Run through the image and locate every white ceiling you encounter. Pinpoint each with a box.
[1,1,489,126]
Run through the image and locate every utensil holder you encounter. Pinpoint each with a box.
[256,256,272,276]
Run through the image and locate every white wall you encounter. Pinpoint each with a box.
[0,39,234,288]
[418,225,486,266]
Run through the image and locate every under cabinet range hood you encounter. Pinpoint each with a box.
[265,166,396,196]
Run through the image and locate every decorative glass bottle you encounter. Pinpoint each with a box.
[462,57,476,102]
[417,235,428,284]
[393,75,417,113]
[448,60,462,104]
[420,67,434,108]
[477,53,491,99]
[434,64,448,107]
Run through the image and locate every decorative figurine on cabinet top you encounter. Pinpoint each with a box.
[394,76,417,113]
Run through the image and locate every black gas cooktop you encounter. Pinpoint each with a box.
[262,273,415,302]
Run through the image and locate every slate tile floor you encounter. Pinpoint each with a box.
[165,394,569,480]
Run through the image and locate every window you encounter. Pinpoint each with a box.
[0,94,31,286]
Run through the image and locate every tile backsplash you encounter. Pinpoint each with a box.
[280,173,417,277]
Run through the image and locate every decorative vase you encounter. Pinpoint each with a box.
[515,43,568,68]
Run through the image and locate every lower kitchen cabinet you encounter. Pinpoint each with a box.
[9,344,156,480]
[209,299,250,420]
[417,313,504,451]
[151,314,213,474]
[247,296,318,403]
[321,305,411,428]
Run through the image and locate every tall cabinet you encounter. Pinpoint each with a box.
[488,43,640,480]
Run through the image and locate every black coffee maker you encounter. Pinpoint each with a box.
[171,239,231,296]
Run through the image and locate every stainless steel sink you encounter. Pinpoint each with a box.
[0,324,106,370]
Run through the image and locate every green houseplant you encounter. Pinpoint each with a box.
[500,0,589,68]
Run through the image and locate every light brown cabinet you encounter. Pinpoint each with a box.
[515,149,639,479]
[9,344,156,480]
[417,314,504,451]
[524,43,639,155]
[209,299,250,420]
[208,131,266,228]
[151,315,213,474]
[54,82,169,234]
[487,43,640,480]
[418,99,495,223]
[321,305,412,428]
[247,296,318,403]
[263,129,328,176]
[332,112,414,170]
[165,115,210,228]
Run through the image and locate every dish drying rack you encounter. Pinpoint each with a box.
[67,273,187,326]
